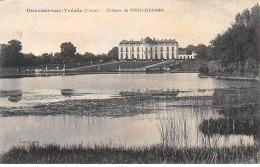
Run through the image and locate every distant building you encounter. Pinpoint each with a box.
[178,50,197,60]
[118,37,179,60]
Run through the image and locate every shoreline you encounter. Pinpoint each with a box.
[0,71,199,79]
[199,74,259,81]
[214,75,259,81]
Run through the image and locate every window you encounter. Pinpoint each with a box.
[180,56,182,59]
[145,47,148,52]
[121,47,123,52]
[126,47,128,52]
[160,47,163,51]
[172,47,174,51]
[145,53,148,59]
[167,47,169,51]
[132,53,134,59]
[155,53,158,59]
[132,47,134,52]
[137,53,140,59]
[137,47,139,52]
[160,53,163,59]
[126,53,128,59]
[172,53,174,59]
[167,53,169,59]
[155,47,157,51]
[121,53,123,59]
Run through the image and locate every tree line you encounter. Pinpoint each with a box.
[0,41,119,67]
[181,4,260,76]
[210,3,260,75]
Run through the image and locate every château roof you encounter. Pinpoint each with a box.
[119,37,177,45]
[142,37,154,44]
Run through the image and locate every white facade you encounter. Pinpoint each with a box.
[178,51,197,60]
[118,37,179,60]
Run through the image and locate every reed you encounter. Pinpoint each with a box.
[0,143,259,164]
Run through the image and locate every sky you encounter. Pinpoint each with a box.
[0,0,260,55]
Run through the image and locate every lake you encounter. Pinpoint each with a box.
[0,73,259,153]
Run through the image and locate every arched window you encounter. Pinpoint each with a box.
[180,56,182,59]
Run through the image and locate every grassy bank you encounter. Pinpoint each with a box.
[170,59,219,72]
[0,144,259,164]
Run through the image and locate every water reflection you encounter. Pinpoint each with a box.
[0,99,257,153]
[61,89,74,97]
[0,90,22,103]
[199,86,260,148]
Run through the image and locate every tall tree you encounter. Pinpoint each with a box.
[194,44,211,59]
[0,40,23,67]
[210,3,260,75]
[185,45,197,55]
[60,42,76,64]
[108,47,118,61]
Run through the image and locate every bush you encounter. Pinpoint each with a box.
[199,65,209,75]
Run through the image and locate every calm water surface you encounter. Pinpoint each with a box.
[0,73,259,152]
